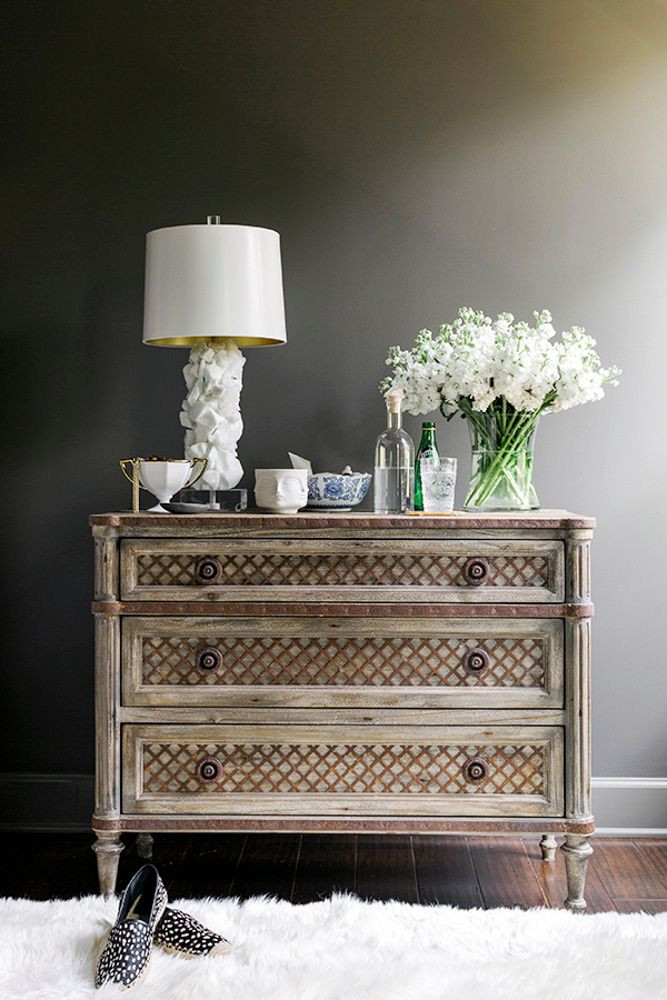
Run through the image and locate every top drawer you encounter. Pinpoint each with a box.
[120,538,564,603]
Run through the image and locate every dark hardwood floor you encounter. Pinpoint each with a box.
[0,833,665,913]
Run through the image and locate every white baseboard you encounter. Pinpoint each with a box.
[0,774,665,834]
[592,777,667,835]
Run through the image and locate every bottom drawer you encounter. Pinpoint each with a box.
[122,724,564,817]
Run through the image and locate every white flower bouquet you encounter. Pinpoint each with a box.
[381,307,620,510]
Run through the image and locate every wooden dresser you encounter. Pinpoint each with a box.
[90,510,595,909]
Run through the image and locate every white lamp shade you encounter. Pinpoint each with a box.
[143,223,287,347]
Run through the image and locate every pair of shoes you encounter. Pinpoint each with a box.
[95,864,230,990]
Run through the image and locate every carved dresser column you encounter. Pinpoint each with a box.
[91,523,124,894]
[562,526,595,909]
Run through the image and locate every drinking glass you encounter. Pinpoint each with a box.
[420,457,457,513]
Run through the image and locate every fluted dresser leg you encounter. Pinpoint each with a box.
[562,834,593,910]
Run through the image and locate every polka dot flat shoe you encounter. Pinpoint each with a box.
[95,864,168,990]
[154,907,231,959]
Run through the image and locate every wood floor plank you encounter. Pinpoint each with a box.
[168,833,244,899]
[230,834,301,900]
[468,837,546,909]
[291,835,356,903]
[413,836,483,908]
[0,834,96,900]
[594,840,667,900]
[139,834,195,897]
[614,898,667,914]
[356,835,418,902]
[633,842,667,896]
[523,836,615,913]
[0,833,23,874]
[43,834,102,900]
[1,833,665,907]
[49,834,113,899]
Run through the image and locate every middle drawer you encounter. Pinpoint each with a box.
[122,617,564,709]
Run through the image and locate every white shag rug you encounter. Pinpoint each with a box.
[0,894,665,1000]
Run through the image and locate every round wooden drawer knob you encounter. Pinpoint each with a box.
[463,647,490,675]
[463,758,488,783]
[195,556,223,584]
[463,557,490,586]
[197,757,222,782]
[197,647,223,672]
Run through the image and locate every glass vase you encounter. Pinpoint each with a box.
[463,403,540,511]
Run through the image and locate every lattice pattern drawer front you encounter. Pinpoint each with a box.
[122,617,563,708]
[135,553,547,588]
[122,724,564,817]
[120,539,564,602]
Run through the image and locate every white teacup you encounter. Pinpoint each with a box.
[255,468,308,514]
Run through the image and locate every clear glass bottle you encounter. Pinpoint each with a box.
[374,387,415,513]
[413,420,440,511]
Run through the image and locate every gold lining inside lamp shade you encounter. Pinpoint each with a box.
[144,336,285,347]
[142,224,287,348]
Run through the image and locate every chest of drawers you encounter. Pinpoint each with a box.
[91,510,595,909]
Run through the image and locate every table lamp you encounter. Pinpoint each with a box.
[142,215,287,506]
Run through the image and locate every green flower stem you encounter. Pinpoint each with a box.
[467,419,535,506]
[465,407,543,507]
[471,446,527,505]
[469,426,534,506]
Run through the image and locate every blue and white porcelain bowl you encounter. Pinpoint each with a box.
[307,472,372,510]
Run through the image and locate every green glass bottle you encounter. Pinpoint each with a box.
[414,421,440,511]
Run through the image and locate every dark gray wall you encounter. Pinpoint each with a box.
[2,0,666,783]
